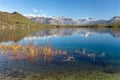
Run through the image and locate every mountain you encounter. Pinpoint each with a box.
[26,15,120,25]
[0,11,43,29]
[26,16,81,25]
[78,17,96,24]
[79,16,120,25]
[0,11,120,28]
[110,16,120,23]
[92,20,110,24]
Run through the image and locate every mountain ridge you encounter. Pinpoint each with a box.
[26,15,120,25]
[0,11,120,29]
[26,16,81,25]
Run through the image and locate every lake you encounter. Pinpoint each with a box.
[0,28,120,80]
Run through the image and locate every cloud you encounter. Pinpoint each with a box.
[32,8,43,14]
[25,9,50,17]
[32,8,38,13]
[24,14,51,18]
[24,14,40,17]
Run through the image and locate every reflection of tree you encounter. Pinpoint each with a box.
[43,40,52,63]
[0,41,106,64]
[0,40,53,64]
[29,42,36,63]
[1,45,7,61]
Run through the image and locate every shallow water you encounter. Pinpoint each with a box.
[0,28,120,80]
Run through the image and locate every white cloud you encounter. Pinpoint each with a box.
[25,9,50,17]
[32,8,43,14]
[24,14,40,17]
[24,14,51,18]
[32,8,38,13]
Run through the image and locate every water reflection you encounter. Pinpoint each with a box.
[23,28,120,39]
[0,42,107,63]
[0,28,120,80]
[0,41,68,63]
[0,28,120,62]
[18,28,120,54]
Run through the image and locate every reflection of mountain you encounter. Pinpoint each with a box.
[1,28,119,43]
[23,28,120,40]
[80,32,95,37]
[108,31,120,37]
[23,29,95,40]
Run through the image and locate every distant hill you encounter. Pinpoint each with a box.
[0,11,46,29]
[26,15,120,25]
[26,16,81,25]
[78,16,120,25]
[110,16,120,23]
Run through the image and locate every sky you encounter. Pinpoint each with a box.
[0,0,120,20]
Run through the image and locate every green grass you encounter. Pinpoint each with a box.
[0,11,40,29]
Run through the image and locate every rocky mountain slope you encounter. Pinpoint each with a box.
[26,16,81,25]
[26,15,120,25]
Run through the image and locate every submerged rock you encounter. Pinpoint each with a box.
[63,56,75,62]
[87,53,96,58]
[99,52,106,57]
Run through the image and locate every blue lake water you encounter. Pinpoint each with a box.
[19,28,120,54]
[0,28,120,80]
